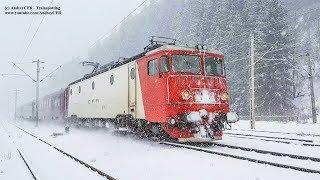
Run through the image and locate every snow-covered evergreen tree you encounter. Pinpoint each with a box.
[221,0,251,115]
[255,0,296,116]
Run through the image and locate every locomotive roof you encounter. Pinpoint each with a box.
[69,51,146,86]
[68,45,223,86]
[146,45,223,56]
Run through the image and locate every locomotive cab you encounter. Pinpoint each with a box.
[138,44,238,142]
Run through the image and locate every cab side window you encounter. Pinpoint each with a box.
[148,59,158,76]
[159,56,169,73]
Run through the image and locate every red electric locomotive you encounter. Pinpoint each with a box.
[18,37,238,142]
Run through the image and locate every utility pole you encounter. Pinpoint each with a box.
[10,60,61,127]
[306,53,317,123]
[306,26,318,124]
[318,19,320,53]
[250,33,256,129]
[33,59,44,127]
[14,89,20,121]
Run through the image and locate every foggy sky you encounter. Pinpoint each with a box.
[0,0,145,117]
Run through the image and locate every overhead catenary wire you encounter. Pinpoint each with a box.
[89,0,149,48]
[20,0,54,62]
[1,73,28,77]
[12,63,36,82]
[40,65,62,82]
[16,0,43,61]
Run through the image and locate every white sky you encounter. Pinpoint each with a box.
[0,0,146,116]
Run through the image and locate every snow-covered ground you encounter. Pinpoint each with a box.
[230,119,320,135]
[0,123,34,180]
[225,120,320,154]
[0,118,319,180]
[0,121,108,180]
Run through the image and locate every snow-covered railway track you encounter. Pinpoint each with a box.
[227,134,320,147]
[0,121,38,179]
[160,142,320,174]
[225,132,320,147]
[213,143,320,162]
[17,149,38,180]
[231,128,320,138]
[11,124,117,180]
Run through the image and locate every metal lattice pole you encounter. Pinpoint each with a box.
[33,59,43,127]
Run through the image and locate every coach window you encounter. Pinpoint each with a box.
[148,59,158,76]
[92,81,95,90]
[159,56,169,73]
[110,75,114,85]
[78,86,81,93]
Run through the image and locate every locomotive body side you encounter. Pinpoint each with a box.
[67,61,145,120]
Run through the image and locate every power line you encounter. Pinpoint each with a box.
[40,65,62,82]
[16,0,43,61]
[12,62,36,82]
[1,73,28,77]
[89,0,148,48]
[11,59,61,127]
[20,0,54,62]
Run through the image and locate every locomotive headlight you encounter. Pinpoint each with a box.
[169,118,176,125]
[220,92,229,101]
[181,90,192,100]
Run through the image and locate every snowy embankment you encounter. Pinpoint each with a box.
[0,123,34,180]
[0,118,318,180]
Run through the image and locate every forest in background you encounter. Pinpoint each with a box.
[44,0,320,119]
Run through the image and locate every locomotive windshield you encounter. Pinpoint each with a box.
[205,57,224,76]
[172,55,201,74]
